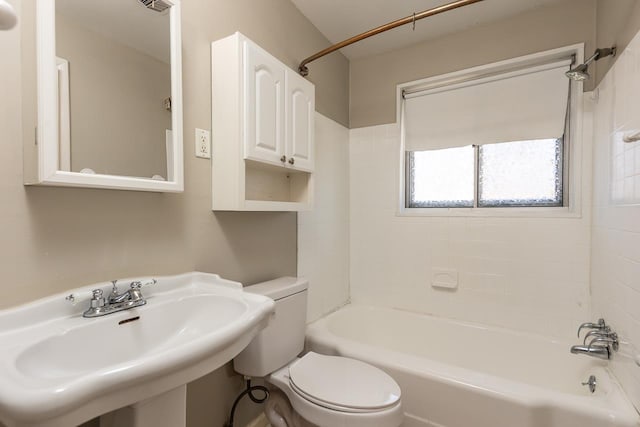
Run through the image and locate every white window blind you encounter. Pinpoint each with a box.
[403,59,571,151]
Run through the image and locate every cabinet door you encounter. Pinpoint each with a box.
[286,71,315,172]
[244,42,286,165]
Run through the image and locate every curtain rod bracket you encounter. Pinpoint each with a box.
[297,0,484,77]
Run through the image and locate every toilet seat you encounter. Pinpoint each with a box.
[288,352,401,412]
[267,353,404,427]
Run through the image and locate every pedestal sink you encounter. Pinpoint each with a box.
[0,272,275,427]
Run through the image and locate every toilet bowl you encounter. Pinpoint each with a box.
[234,277,403,427]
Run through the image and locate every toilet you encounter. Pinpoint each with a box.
[234,277,403,427]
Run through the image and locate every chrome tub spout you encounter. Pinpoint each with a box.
[570,344,610,360]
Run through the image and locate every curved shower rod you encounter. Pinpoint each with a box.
[298,0,485,77]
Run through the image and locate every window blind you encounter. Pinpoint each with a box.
[403,59,571,152]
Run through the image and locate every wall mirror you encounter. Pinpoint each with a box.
[31,0,183,192]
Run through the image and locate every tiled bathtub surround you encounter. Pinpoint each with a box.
[591,29,640,410]
[298,113,350,323]
[349,111,594,341]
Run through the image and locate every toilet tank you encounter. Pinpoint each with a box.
[233,277,308,377]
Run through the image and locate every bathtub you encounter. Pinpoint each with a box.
[305,305,640,427]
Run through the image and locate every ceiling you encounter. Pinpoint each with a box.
[290,0,565,59]
[56,0,170,63]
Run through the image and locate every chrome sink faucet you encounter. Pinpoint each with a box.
[571,319,618,360]
[81,279,156,318]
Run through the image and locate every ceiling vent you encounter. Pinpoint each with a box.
[138,0,173,13]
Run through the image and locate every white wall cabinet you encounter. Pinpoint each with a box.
[212,32,314,211]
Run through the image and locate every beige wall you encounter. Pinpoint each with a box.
[3,0,348,426]
[181,0,350,129]
[349,0,597,128]
[56,14,171,178]
[595,0,640,84]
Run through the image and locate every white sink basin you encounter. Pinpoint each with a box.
[0,272,275,427]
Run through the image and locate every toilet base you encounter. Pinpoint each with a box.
[264,389,312,427]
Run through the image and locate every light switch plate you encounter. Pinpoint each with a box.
[195,128,211,159]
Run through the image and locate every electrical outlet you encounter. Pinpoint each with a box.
[195,128,211,159]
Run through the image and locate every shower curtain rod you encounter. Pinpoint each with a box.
[298,0,485,77]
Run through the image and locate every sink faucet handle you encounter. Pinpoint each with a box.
[577,318,607,338]
[90,289,106,308]
[110,280,119,296]
[130,278,157,289]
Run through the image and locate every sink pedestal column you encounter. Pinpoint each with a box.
[100,385,187,427]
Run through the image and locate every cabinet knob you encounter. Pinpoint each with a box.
[280,155,286,163]
[288,157,295,165]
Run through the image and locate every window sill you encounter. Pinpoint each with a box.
[396,206,582,219]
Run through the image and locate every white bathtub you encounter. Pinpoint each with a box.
[305,305,639,427]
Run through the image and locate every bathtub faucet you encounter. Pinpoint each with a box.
[571,320,618,360]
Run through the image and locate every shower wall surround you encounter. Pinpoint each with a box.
[349,113,594,340]
[298,114,350,323]
[590,29,640,410]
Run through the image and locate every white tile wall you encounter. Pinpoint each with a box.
[591,29,640,409]
[348,108,594,340]
[298,113,350,323]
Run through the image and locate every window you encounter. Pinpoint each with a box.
[478,139,563,207]
[408,145,474,208]
[400,49,578,212]
[407,139,563,208]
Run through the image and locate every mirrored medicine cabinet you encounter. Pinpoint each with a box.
[26,0,183,192]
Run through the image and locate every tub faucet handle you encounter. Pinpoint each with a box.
[577,318,607,338]
[587,334,619,352]
[582,329,613,345]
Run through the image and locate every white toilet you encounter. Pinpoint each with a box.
[234,277,403,427]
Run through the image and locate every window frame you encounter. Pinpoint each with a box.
[396,44,585,218]
[405,139,565,209]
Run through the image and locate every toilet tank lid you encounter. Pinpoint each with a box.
[244,277,308,301]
